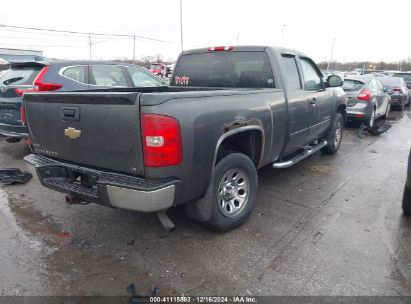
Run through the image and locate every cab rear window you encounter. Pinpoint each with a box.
[171,51,275,88]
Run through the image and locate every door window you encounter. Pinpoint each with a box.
[126,67,164,87]
[281,55,301,90]
[90,65,128,86]
[300,58,322,91]
[62,66,87,83]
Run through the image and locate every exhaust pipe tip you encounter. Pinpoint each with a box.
[157,210,176,232]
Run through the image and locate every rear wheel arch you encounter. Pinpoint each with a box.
[336,104,347,123]
[213,126,265,168]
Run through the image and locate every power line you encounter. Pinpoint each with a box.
[0,24,176,44]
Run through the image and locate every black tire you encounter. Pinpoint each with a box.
[200,153,258,232]
[322,113,344,155]
[381,103,390,119]
[403,186,411,215]
[399,98,405,112]
[366,108,376,128]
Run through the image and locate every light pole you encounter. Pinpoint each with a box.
[133,35,136,64]
[180,0,184,51]
[281,24,286,47]
[327,38,336,70]
[88,34,92,60]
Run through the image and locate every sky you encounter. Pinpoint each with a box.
[0,0,410,63]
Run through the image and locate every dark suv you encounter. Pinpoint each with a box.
[0,60,165,140]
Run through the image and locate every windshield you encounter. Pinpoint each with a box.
[379,77,402,86]
[393,73,411,82]
[342,79,364,92]
[171,51,275,88]
[0,67,41,85]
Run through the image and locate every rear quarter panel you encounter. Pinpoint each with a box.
[141,89,286,205]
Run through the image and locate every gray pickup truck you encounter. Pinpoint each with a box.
[24,46,347,231]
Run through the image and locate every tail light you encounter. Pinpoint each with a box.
[33,66,63,91]
[393,87,403,93]
[357,88,372,101]
[141,113,182,167]
[208,46,234,51]
[20,106,26,125]
[15,66,63,96]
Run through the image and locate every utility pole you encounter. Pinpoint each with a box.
[237,32,240,45]
[133,35,136,64]
[281,24,286,47]
[88,34,92,60]
[327,38,335,70]
[180,0,184,51]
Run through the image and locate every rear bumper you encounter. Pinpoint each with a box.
[24,154,179,212]
[0,122,28,138]
[390,95,404,104]
[346,103,372,121]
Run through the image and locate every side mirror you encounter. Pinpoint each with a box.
[326,75,343,87]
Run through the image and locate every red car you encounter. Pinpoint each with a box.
[149,63,166,78]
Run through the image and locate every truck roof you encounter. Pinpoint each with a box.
[181,45,308,57]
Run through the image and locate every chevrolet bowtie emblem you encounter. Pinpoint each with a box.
[64,127,81,139]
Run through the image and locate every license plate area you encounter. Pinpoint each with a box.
[38,165,100,189]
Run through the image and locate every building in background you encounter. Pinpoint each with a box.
[0,48,44,70]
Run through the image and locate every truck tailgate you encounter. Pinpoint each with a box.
[24,92,144,176]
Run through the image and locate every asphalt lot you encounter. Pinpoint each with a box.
[0,108,411,297]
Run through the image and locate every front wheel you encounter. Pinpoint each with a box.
[322,113,344,155]
[200,153,258,232]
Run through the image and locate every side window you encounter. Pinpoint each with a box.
[90,65,128,86]
[281,55,302,90]
[127,67,163,87]
[300,57,322,91]
[62,66,86,83]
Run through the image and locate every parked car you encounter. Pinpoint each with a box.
[149,63,167,78]
[24,46,346,232]
[403,149,411,215]
[166,64,175,78]
[342,75,391,128]
[379,77,409,111]
[0,61,47,139]
[0,60,165,140]
[392,72,411,106]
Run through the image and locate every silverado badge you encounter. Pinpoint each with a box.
[64,127,81,139]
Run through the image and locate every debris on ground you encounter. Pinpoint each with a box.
[127,283,160,303]
[0,168,32,185]
[70,238,92,249]
[357,122,392,138]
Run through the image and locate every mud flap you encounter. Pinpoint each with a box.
[184,175,214,222]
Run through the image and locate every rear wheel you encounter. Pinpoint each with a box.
[322,113,343,155]
[399,98,405,111]
[367,108,376,128]
[381,102,390,119]
[195,153,258,232]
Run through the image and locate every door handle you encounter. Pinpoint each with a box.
[309,98,317,105]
